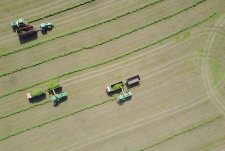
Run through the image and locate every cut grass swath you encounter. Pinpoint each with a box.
[137,114,222,151]
[0,0,165,58]
[0,0,208,78]
[0,101,51,120]
[0,13,216,99]
[28,0,96,23]
[0,97,115,142]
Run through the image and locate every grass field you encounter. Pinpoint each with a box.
[0,0,225,150]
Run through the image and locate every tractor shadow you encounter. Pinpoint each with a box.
[117,96,132,106]
[41,28,53,35]
[19,32,38,44]
[29,93,46,103]
[41,30,48,35]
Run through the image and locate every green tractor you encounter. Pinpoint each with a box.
[47,81,67,106]
[118,88,132,103]
[51,89,68,106]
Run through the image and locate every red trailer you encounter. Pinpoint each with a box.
[16,25,38,37]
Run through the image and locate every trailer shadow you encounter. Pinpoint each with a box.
[19,32,38,44]
[29,93,46,103]
[41,30,48,35]
[106,89,122,97]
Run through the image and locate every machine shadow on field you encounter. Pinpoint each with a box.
[41,28,53,35]
[117,96,132,106]
[19,32,38,44]
[29,93,46,103]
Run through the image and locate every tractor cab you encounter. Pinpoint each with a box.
[11,18,26,29]
[40,22,54,32]
[118,88,132,103]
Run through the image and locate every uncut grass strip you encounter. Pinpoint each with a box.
[0,0,166,58]
[0,97,115,142]
[137,114,223,151]
[0,13,216,100]
[28,0,96,23]
[0,0,208,78]
[0,100,51,120]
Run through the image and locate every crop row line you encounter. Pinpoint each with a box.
[138,114,223,151]
[0,100,51,120]
[0,97,115,142]
[28,0,96,23]
[0,0,165,58]
[0,12,216,99]
[0,0,208,78]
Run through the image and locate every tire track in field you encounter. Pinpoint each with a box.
[0,0,120,41]
[0,13,214,99]
[210,142,225,151]
[0,0,164,56]
[0,54,204,144]
[0,0,74,23]
[0,0,135,43]
[0,38,194,120]
[203,14,225,114]
[63,31,205,86]
[61,26,215,85]
[55,90,211,151]
[0,32,203,138]
[0,31,201,121]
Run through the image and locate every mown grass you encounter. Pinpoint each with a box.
[137,114,223,151]
[0,100,51,120]
[0,97,115,142]
[0,0,165,58]
[28,0,95,23]
[0,0,209,78]
[0,12,217,99]
[210,58,225,85]
[30,88,45,97]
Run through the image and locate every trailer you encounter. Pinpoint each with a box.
[126,75,141,86]
[17,25,37,37]
[27,88,45,102]
[106,81,124,93]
